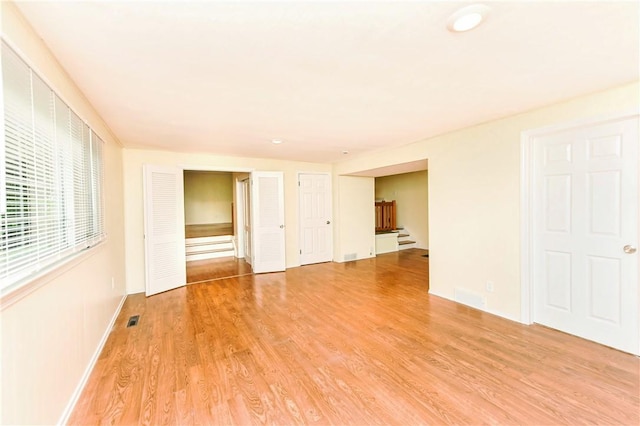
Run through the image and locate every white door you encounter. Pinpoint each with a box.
[242,178,252,265]
[234,178,246,259]
[299,173,333,265]
[250,171,286,273]
[533,116,638,354]
[143,165,186,296]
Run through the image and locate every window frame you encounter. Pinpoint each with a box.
[0,39,107,306]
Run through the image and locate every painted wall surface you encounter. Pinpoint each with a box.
[123,149,331,294]
[184,171,233,225]
[333,175,376,262]
[375,170,428,248]
[0,3,127,425]
[335,81,640,322]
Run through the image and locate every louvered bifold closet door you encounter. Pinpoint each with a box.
[143,165,186,296]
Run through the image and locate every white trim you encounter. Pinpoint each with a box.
[429,288,520,323]
[57,294,127,426]
[519,129,534,324]
[179,165,253,173]
[234,178,246,259]
[519,110,640,325]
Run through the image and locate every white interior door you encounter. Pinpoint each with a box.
[533,116,638,354]
[234,178,245,259]
[242,178,252,265]
[299,173,333,265]
[251,171,285,273]
[143,165,186,296]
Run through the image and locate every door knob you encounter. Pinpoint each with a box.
[326,220,331,225]
[623,245,637,254]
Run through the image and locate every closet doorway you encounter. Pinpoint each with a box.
[183,170,252,284]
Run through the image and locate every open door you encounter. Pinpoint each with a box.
[143,165,186,296]
[250,171,286,273]
[242,178,252,265]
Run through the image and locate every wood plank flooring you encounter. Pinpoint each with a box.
[70,249,639,425]
[187,257,253,284]
[186,223,233,239]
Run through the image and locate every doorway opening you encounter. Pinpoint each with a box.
[373,166,429,257]
[183,170,252,284]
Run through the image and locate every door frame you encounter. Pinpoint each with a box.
[235,177,247,260]
[519,111,640,328]
[181,165,252,260]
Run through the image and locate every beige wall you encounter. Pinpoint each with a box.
[184,171,233,225]
[1,1,638,422]
[335,81,640,321]
[0,3,127,425]
[375,170,429,248]
[333,175,376,262]
[123,149,331,294]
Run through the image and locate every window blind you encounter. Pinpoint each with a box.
[0,42,105,292]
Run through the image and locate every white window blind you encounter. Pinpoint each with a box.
[0,42,105,293]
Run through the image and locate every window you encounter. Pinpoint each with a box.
[0,42,105,294]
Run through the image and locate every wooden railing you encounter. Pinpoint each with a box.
[375,200,396,232]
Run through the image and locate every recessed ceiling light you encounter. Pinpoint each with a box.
[272,139,282,144]
[447,4,490,32]
[342,150,349,155]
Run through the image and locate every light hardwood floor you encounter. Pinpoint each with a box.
[70,249,639,425]
[185,223,233,239]
[187,257,252,284]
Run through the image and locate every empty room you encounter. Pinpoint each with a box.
[0,1,638,425]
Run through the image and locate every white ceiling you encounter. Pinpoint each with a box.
[13,1,640,165]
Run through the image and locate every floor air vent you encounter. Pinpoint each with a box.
[127,315,140,327]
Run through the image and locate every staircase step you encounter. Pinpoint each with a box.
[187,246,235,255]
[186,242,234,254]
[187,240,233,247]
[398,240,416,245]
[398,233,410,238]
[398,240,417,251]
[186,235,233,245]
[186,248,235,262]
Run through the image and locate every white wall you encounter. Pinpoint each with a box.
[183,171,233,225]
[123,149,331,294]
[0,3,127,424]
[335,81,640,321]
[375,170,429,248]
[333,175,376,262]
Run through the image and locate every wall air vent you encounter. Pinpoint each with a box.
[454,288,486,310]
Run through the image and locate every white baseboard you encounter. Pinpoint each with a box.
[428,288,519,323]
[57,294,127,425]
